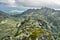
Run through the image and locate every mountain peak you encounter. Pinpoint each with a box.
[41,7,54,10]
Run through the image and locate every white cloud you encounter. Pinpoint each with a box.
[10,10,24,13]
[0,0,16,7]
[15,0,60,9]
[7,0,16,7]
[0,0,60,9]
[9,10,24,14]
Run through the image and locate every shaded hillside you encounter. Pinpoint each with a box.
[0,11,9,18]
[0,11,9,22]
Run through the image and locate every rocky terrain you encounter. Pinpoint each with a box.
[0,7,60,40]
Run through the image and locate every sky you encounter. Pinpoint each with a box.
[0,0,60,12]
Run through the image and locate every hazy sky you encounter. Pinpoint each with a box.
[0,0,60,12]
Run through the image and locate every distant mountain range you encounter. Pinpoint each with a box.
[13,7,60,17]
